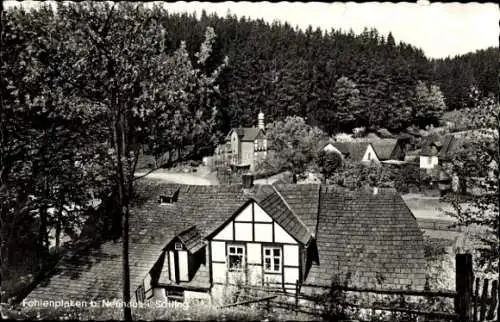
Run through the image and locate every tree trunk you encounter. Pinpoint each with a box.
[121,203,131,320]
[114,103,132,321]
[39,205,48,252]
[55,206,62,253]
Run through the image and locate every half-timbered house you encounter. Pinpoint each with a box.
[25,177,427,306]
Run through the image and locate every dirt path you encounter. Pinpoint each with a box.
[135,165,219,185]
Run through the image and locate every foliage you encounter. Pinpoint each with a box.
[263,116,325,176]
[432,47,498,111]
[441,96,499,273]
[92,9,495,134]
[326,160,423,193]
[413,81,446,128]
[327,161,387,189]
[317,76,363,134]
[316,150,343,181]
[0,3,114,302]
[1,3,226,316]
[9,303,287,321]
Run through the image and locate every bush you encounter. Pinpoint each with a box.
[12,300,295,321]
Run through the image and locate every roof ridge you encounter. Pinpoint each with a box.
[272,185,314,239]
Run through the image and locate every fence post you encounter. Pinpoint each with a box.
[265,280,271,313]
[455,253,473,322]
[295,279,299,314]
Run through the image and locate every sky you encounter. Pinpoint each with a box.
[4,1,499,59]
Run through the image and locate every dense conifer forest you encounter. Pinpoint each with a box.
[160,10,497,136]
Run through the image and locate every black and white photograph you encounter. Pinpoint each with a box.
[1,1,498,321]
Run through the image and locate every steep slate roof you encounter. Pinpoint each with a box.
[258,187,313,244]
[331,142,371,162]
[420,133,465,160]
[303,186,426,292]
[25,180,426,303]
[369,139,399,160]
[225,127,263,142]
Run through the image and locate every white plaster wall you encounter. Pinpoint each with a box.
[247,243,262,264]
[274,222,296,244]
[234,222,252,241]
[420,156,438,169]
[168,251,175,281]
[212,262,226,283]
[254,203,272,222]
[178,250,189,281]
[211,241,226,262]
[362,144,379,163]
[214,223,233,240]
[254,223,272,242]
[283,245,299,266]
[284,267,299,285]
[234,204,252,221]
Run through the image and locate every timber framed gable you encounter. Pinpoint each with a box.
[207,198,303,291]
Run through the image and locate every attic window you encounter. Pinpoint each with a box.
[158,188,179,204]
[159,195,173,204]
[174,242,183,250]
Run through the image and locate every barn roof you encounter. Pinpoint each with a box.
[25,180,426,303]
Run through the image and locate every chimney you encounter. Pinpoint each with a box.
[258,111,265,130]
[242,173,254,189]
[373,187,378,195]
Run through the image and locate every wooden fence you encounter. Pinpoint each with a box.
[472,277,498,322]
[234,254,498,322]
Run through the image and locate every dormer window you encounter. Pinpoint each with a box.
[159,188,179,204]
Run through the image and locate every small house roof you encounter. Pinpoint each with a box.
[331,142,372,162]
[316,138,336,152]
[225,127,264,142]
[369,139,399,160]
[175,226,205,253]
[420,134,465,159]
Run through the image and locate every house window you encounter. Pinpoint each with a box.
[263,246,282,273]
[174,242,183,250]
[367,152,371,160]
[428,157,432,165]
[227,245,245,271]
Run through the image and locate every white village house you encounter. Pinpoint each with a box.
[25,176,427,305]
[317,137,409,164]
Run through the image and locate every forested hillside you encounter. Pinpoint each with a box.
[431,47,498,111]
[157,10,498,136]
